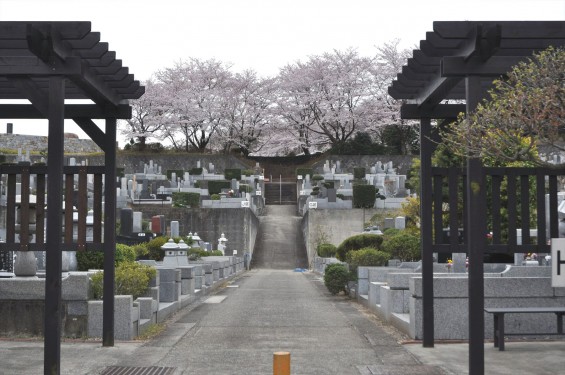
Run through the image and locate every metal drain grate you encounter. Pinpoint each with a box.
[101,366,176,375]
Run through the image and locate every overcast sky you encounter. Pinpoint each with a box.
[0,0,564,141]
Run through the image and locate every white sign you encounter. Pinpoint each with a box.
[309,201,318,209]
[259,176,264,180]
[297,175,303,180]
[256,190,262,196]
[241,201,250,208]
[551,238,565,287]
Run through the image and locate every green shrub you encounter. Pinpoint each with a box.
[77,244,137,271]
[224,169,242,181]
[208,180,231,195]
[336,233,383,261]
[133,243,149,259]
[188,247,207,260]
[382,232,421,261]
[172,192,200,208]
[382,228,401,238]
[353,167,366,179]
[210,250,224,256]
[242,169,254,176]
[115,244,136,264]
[90,262,157,300]
[323,181,334,189]
[296,168,313,178]
[323,263,350,295]
[346,247,391,273]
[211,194,221,200]
[353,184,376,208]
[166,169,184,181]
[312,174,324,181]
[336,193,345,200]
[77,251,104,271]
[116,168,125,178]
[190,167,203,175]
[146,236,168,261]
[317,243,337,258]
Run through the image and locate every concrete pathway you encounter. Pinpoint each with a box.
[1,270,564,374]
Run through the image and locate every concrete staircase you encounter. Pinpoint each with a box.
[250,205,308,270]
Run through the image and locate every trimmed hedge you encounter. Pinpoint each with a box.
[190,167,203,175]
[353,184,376,208]
[336,233,383,261]
[353,167,366,179]
[77,243,138,271]
[208,180,231,195]
[346,247,391,272]
[172,192,200,208]
[224,168,242,181]
[382,232,421,261]
[91,262,157,300]
[317,243,337,258]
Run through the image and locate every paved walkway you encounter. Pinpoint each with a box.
[1,269,564,374]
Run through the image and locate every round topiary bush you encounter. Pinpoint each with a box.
[336,233,384,261]
[317,243,337,258]
[346,247,391,273]
[323,263,350,295]
[381,232,421,261]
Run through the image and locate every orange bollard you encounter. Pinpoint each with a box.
[273,351,291,375]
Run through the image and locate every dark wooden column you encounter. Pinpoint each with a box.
[44,75,65,375]
[466,75,486,375]
[420,118,434,347]
[103,119,117,346]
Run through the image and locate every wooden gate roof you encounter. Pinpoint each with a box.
[389,21,565,118]
[0,21,144,117]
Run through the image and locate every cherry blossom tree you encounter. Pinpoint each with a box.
[155,58,232,152]
[369,40,419,155]
[275,49,387,152]
[218,71,277,156]
[120,80,168,150]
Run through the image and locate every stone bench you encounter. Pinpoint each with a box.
[485,307,565,351]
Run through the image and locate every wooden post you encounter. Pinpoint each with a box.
[273,352,290,375]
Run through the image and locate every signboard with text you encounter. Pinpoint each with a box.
[551,238,565,287]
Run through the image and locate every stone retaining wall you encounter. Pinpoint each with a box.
[0,133,101,154]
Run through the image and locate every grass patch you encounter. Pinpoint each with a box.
[135,323,166,340]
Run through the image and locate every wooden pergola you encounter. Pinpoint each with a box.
[0,21,143,374]
[389,21,565,375]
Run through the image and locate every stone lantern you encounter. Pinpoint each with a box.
[161,238,179,267]
[218,233,227,255]
[176,239,190,266]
